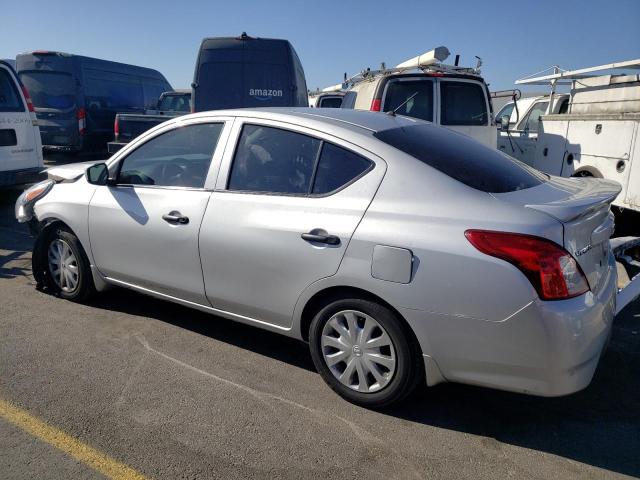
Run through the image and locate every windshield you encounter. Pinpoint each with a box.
[158,94,191,112]
[19,71,76,110]
[374,124,547,193]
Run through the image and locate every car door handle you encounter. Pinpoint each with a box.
[162,211,189,225]
[301,230,341,245]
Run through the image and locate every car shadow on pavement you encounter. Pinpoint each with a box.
[386,307,640,478]
[92,286,639,477]
[91,287,316,373]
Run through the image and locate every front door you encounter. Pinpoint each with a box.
[88,121,226,304]
[199,120,386,328]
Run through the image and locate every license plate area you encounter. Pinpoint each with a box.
[0,129,17,147]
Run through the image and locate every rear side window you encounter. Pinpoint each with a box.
[0,69,24,112]
[228,125,320,194]
[374,124,546,193]
[313,143,371,194]
[118,123,223,188]
[383,79,434,121]
[84,72,143,109]
[228,125,373,195]
[440,81,488,126]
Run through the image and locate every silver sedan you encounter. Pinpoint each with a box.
[16,108,621,407]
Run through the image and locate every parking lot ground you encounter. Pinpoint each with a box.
[1,182,639,480]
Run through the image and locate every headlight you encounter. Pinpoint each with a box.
[15,179,54,223]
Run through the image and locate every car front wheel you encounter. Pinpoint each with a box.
[36,226,95,302]
[309,298,422,408]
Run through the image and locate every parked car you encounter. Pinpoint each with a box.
[495,94,569,164]
[0,61,44,187]
[16,51,172,153]
[191,33,308,112]
[16,108,639,407]
[340,47,497,148]
[107,90,191,153]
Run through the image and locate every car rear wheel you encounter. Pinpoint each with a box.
[309,298,422,408]
[38,226,95,302]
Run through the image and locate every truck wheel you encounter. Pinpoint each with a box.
[309,297,422,408]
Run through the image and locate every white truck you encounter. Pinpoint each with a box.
[508,60,640,222]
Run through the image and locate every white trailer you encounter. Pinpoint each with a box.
[516,60,640,216]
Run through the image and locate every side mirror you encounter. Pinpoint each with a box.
[497,115,511,131]
[86,163,112,186]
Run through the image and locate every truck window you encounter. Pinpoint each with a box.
[521,101,548,133]
[440,81,488,126]
[19,71,75,110]
[383,79,434,121]
[495,103,514,122]
[374,124,546,193]
[0,69,24,112]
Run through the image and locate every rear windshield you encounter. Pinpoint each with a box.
[19,71,75,110]
[382,79,434,121]
[319,96,343,108]
[374,124,546,193]
[158,94,191,112]
[0,69,24,112]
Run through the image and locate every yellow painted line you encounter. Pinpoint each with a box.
[0,398,147,480]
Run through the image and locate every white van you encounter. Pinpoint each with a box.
[340,47,497,148]
[0,61,44,187]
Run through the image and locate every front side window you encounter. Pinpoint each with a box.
[228,124,373,195]
[383,79,434,121]
[118,123,223,188]
[521,101,548,133]
[495,103,514,123]
[0,69,23,112]
[440,81,488,126]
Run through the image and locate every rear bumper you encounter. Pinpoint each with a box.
[0,167,46,187]
[402,254,618,396]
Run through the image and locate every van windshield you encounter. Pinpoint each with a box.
[374,124,546,193]
[19,71,75,110]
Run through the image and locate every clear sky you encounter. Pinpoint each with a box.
[3,0,639,93]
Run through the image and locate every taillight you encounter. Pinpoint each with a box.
[370,98,381,111]
[465,230,590,300]
[77,108,86,135]
[114,116,119,140]
[20,85,35,112]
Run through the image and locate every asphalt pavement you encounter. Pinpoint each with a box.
[0,179,639,479]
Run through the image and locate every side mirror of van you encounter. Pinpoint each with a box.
[86,163,112,186]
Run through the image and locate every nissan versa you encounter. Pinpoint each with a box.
[16,108,622,407]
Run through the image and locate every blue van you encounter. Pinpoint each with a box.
[16,52,172,153]
[192,34,308,112]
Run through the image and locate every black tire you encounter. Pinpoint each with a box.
[34,225,96,302]
[309,297,422,408]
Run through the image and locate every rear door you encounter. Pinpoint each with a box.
[437,78,496,148]
[0,64,40,173]
[199,119,386,328]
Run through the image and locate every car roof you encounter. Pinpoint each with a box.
[183,107,423,134]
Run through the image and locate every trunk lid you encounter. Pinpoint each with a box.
[493,176,621,292]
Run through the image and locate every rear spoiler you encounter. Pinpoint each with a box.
[612,237,640,315]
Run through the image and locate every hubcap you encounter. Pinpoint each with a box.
[321,310,396,393]
[48,239,79,293]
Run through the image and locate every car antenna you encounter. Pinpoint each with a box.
[387,91,419,116]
